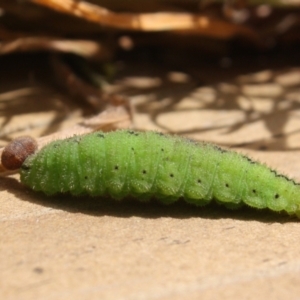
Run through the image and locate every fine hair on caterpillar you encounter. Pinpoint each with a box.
[4,130,300,218]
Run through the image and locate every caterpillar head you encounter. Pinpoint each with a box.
[1,136,38,170]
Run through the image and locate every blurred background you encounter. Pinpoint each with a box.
[1,0,300,151]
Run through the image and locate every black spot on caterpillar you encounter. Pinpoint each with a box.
[15,130,300,218]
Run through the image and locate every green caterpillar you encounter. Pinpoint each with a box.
[18,130,300,217]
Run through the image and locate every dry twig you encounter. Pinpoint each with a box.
[30,0,259,40]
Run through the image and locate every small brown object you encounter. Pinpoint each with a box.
[1,136,38,170]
